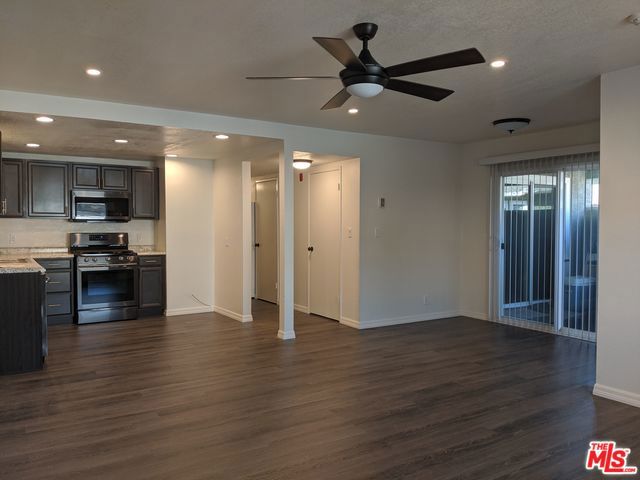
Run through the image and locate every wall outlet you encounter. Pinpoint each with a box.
[423,295,429,305]
[374,227,381,238]
[8,233,16,245]
[347,227,353,238]
[136,232,143,243]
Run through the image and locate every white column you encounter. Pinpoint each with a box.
[241,161,254,322]
[278,146,295,339]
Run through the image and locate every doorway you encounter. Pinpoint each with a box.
[254,179,278,304]
[308,166,341,320]
[492,153,599,341]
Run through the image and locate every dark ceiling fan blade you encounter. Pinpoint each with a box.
[246,76,339,80]
[385,48,485,77]
[313,37,366,71]
[386,79,454,102]
[321,88,351,110]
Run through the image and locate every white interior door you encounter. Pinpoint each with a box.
[309,168,341,320]
[255,179,278,304]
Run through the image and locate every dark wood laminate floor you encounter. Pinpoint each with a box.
[1,301,639,480]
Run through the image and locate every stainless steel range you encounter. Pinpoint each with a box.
[70,233,139,324]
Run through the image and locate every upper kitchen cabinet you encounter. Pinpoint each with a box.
[102,166,129,190]
[27,161,69,218]
[72,164,129,191]
[0,158,25,217]
[131,168,159,219]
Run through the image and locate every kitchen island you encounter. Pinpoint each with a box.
[0,260,47,374]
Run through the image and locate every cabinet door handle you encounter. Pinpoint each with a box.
[1,198,6,216]
[47,304,62,308]
[48,281,62,285]
[144,260,158,263]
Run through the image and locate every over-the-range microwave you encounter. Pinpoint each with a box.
[71,190,131,222]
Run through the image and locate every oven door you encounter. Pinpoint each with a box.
[76,265,138,310]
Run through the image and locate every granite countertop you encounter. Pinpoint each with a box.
[0,249,71,274]
[136,251,166,256]
[0,257,46,274]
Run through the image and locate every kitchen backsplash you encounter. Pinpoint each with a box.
[0,218,156,248]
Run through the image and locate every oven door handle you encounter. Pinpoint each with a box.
[78,265,137,272]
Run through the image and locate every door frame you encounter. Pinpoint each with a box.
[253,177,279,304]
[307,162,342,320]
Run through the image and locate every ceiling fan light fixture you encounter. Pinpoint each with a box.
[293,159,313,170]
[493,118,531,134]
[346,82,384,98]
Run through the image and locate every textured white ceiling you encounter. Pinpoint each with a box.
[1,0,639,142]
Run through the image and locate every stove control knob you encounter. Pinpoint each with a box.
[84,258,89,263]
[128,256,134,261]
[119,256,124,261]
[107,257,111,261]
[92,258,97,263]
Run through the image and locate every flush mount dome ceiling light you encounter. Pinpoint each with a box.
[293,158,313,170]
[36,115,54,123]
[215,134,229,140]
[86,68,102,76]
[247,22,486,110]
[493,117,531,134]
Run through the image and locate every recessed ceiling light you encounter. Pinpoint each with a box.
[348,108,359,114]
[114,139,128,144]
[490,59,506,68]
[166,154,178,158]
[26,143,40,148]
[215,134,229,140]
[36,116,54,123]
[86,68,102,76]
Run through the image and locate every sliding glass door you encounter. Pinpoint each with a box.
[500,173,557,328]
[492,153,599,341]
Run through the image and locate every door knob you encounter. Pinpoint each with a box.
[255,243,260,247]
[308,246,314,252]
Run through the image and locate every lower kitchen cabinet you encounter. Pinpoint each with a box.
[0,271,46,374]
[35,257,74,325]
[138,255,165,316]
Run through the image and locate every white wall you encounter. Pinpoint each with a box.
[211,156,247,320]
[594,65,640,407]
[0,152,157,248]
[164,157,215,316]
[457,122,600,319]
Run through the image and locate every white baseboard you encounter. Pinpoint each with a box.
[214,305,253,323]
[593,383,640,409]
[277,329,296,340]
[339,317,360,329]
[165,306,214,317]
[294,304,310,314]
[458,310,489,321]
[358,311,460,330]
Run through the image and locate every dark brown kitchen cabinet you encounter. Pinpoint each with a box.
[35,257,74,325]
[72,164,129,191]
[131,168,158,219]
[71,164,100,189]
[0,158,25,217]
[138,255,165,316]
[27,161,69,217]
[102,166,129,190]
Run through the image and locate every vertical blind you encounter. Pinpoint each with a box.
[489,152,599,342]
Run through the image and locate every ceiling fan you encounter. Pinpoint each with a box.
[247,22,486,110]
